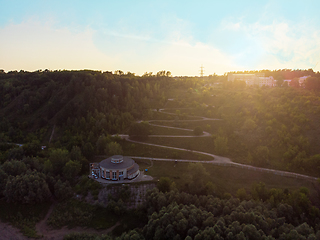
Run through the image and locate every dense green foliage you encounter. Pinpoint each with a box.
[4,170,51,204]
[213,86,320,176]
[1,69,320,239]
[64,185,320,240]
[1,69,320,175]
[141,75,320,176]
[0,150,87,203]
[0,70,167,149]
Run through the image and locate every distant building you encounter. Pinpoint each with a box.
[228,73,275,87]
[90,155,140,181]
[258,76,276,87]
[298,75,311,87]
[282,79,291,87]
[228,73,256,84]
[282,76,310,87]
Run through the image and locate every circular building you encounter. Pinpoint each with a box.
[90,155,140,181]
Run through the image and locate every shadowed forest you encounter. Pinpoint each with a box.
[0,69,320,239]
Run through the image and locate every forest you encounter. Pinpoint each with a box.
[0,69,320,239]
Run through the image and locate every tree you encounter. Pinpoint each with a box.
[305,77,320,91]
[276,76,284,87]
[22,140,41,157]
[187,163,209,194]
[1,160,27,176]
[4,170,51,203]
[82,142,94,159]
[43,159,53,173]
[63,160,82,182]
[54,180,73,200]
[96,135,110,155]
[70,146,83,161]
[205,181,217,195]
[255,146,269,164]
[7,147,24,160]
[49,149,70,174]
[252,182,269,201]
[242,224,261,240]
[242,118,257,132]
[247,152,253,164]
[214,136,228,155]
[290,78,299,87]
[157,177,171,193]
[106,142,123,156]
[0,168,8,196]
[236,188,247,201]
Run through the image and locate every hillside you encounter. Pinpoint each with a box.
[1,69,320,239]
[0,70,169,153]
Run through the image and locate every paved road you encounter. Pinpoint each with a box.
[115,108,319,182]
[148,122,211,137]
[151,108,222,121]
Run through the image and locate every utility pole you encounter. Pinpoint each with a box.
[200,65,204,78]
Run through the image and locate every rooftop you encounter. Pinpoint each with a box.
[100,155,135,169]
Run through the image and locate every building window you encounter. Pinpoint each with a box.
[106,171,109,179]
[112,171,117,180]
[119,171,123,176]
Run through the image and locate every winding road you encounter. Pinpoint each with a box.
[119,108,318,182]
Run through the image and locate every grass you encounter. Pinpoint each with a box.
[134,158,152,170]
[141,137,320,177]
[121,140,213,160]
[146,161,319,200]
[147,110,202,121]
[152,119,225,134]
[146,111,175,121]
[161,108,207,116]
[92,140,213,161]
[143,137,216,155]
[0,200,51,238]
[148,124,194,135]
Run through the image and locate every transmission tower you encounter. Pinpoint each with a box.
[200,65,204,78]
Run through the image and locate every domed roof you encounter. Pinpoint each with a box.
[100,155,135,169]
[111,155,124,163]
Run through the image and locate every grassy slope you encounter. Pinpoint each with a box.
[92,140,213,161]
[148,124,194,136]
[151,120,225,134]
[146,161,320,203]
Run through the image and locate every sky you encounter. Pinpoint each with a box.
[1,0,320,76]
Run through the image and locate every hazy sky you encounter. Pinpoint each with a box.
[1,0,320,76]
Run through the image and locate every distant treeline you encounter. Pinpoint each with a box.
[228,69,319,80]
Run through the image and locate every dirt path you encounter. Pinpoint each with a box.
[0,220,29,240]
[49,125,55,143]
[35,201,56,237]
[0,198,119,240]
[36,222,120,240]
